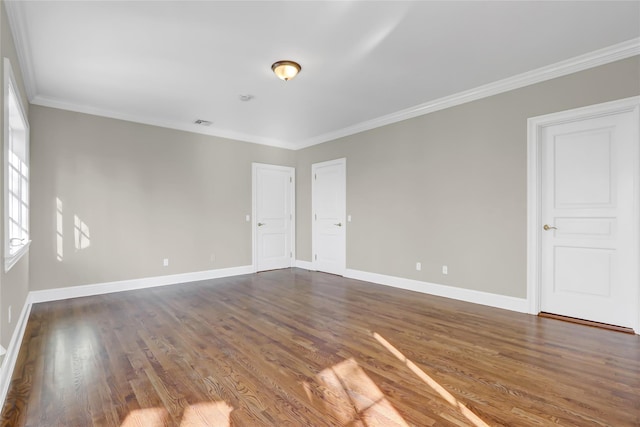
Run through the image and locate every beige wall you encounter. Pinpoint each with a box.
[29,107,294,291]
[26,56,640,303]
[296,56,640,298]
[0,0,30,348]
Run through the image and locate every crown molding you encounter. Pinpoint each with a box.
[7,5,639,152]
[296,37,640,149]
[6,0,295,150]
[4,0,37,100]
[30,95,297,150]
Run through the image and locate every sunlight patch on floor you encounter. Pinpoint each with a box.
[121,407,169,427]
[181,401,233,426]
[120,401,233,427]
[305,357,409,426]
[373,332,489,427]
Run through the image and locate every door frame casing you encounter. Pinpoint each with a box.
[526,96,640,333]
[252,163,296,273]
[312,158,346,275]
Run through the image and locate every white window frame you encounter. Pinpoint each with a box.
[4,58,30,272]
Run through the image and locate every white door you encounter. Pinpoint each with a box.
[312,158,346,275]
[539,102,639,329]
[253,163,295,272]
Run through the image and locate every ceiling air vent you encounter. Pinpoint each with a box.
[194,119,213,126]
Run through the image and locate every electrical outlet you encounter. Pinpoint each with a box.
[210,253,215,263]
[442,265,448,275]
[416,262,421,271]
[347,215,352,222]
[245,214,250,222]
[163,258,169,267]
[8,305,12,324]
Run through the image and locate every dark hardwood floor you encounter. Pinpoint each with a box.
[1,268,639,426]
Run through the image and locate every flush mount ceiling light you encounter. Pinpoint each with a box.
[271,60,301,81]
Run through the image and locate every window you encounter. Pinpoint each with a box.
[4,58,29,271]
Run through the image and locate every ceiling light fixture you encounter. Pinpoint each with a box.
[271,60,301,81]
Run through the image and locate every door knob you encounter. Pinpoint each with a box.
[543,224,557,231]
[257,222,266,227]
[334,223,342,227]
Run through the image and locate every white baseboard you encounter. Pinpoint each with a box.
[28,265,254,304]
[0,297,32,408]
[0,263,581,410]
[344,268,529,313]
[295,260,314,270]
[0,264,255,409]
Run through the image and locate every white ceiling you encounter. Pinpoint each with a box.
[6,1,640,149]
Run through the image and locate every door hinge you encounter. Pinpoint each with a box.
[314,213,317,220]
[290,251,292,257]
[315,254,317,260]
[314,173,317,180]
[290,176,292,183]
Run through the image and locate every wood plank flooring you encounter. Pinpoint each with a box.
[1,268,639,426]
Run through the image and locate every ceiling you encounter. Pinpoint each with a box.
[6,1,640,150]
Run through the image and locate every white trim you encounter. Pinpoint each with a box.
[0,264,254,408]
[0,297,32,408]
[3,1,37,100]
[344,269,529,313]
[295,260,313,270]
[251,163,296,273]
[252,164,257,272]
[297,38,640,149]
[3,58,31,273]
[6,11,636,151]
[312,158,347,275]
[4,240,30,273]
[0,264,527,410]
[291,172,296,269]
[527,116,542,316]
[31,95,297,150]
[527,96,640,334]
[28,265,253,304]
